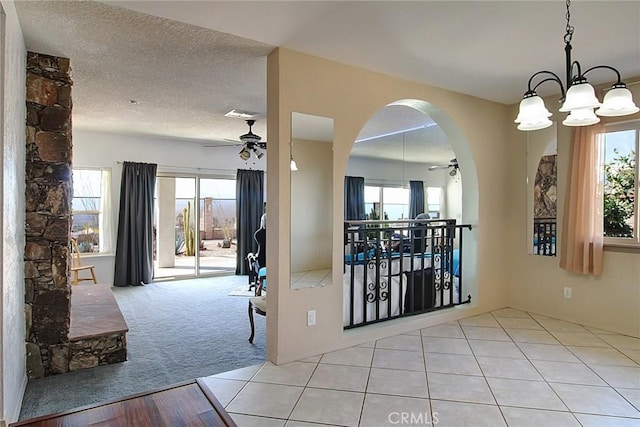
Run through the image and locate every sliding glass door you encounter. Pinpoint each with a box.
[197,178,237,275]
[154,174,237,280]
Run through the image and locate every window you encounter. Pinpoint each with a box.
[72,168,111,253]
[603,121,639,246]
[365,185,409,220]
[426,187,443,219]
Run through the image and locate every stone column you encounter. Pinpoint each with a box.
[24,52,73,377]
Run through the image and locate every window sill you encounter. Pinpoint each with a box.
[78,252,115,259]
[604,243,640,254]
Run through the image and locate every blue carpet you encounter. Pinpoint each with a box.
[19,275,265,420]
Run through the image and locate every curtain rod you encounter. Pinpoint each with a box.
[115,161,244,174]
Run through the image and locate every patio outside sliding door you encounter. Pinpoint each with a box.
[197,178,237,275]
[154,176,196,279]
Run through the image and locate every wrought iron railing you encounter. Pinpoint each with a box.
[343,219,472,329]
[533,217,556,256]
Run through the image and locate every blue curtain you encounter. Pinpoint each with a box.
[114,162,157,286]
[409,180,425,219]
[236,169,264,275]
[344,176,365,220]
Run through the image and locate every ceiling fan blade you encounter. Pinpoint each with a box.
[428,165,448,171]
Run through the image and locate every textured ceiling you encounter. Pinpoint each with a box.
[14,0,640,165]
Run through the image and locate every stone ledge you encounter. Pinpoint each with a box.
[68,284,128,371]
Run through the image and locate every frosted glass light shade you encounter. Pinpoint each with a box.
[515,95,553,131]
[290,159,299,171]
[560,82,600,112]
[562,107,600,126]
[596,87,640,117]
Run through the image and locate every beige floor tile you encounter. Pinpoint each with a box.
[620,348,640,364]
[357,341,376,348]
[376,333,423,351]
[285,421,343,427]
[575,413,640,427]
[422,336,472,355]
[197,377,247,407]
[226,382,303,419]
[535,318,589,333]
[289,388,364,427]
[550,383,640,417]
[421,322,465,338]
[600,334,640,351]
[589,364,640,389]
[359,393,431,427]
[476,356,542,380]
[550,331,610,348]
[430,400,506,427]
[229,413,286,427]
[427,372,495,404]
[424,352,482,376]
[252,361,317,386]
[500,407,580,427]
[517,342,581,362]
[584,326,619,336]
[491,308,532,318]
[320,346,373,367]
[299,355,321,363]
[496,317,544,330]
[372,348,425,372]
[367,367,428,398]
[211,363,263,381]
[531,360,607,386]
[462,326,511,341]
[506,328,560,345]
[568,346,639,367]
[459,313,501,328]
[306,363,369,392]
[469,339,526,359]
[487,377,568,411]
[403,329,421,336]
[617,388,640,411]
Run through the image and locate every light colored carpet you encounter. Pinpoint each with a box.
[228,287,256,297]
[19,275,265,420]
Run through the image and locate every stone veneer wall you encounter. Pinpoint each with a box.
[24,52,73,377]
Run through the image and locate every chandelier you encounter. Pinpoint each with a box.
[514,0,638,131]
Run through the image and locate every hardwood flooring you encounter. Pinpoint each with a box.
[10,380,236,427]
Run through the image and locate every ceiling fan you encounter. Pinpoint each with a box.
[206,119,267,160]
[428,158,459,177]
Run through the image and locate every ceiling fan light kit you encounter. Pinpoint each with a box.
[227,119,267,161]
[514,0,638,132]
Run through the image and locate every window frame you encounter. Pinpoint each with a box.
[602,120,640,248]
[71,167,108,255]
[364,183,443,220]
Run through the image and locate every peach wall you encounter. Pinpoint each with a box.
[507,82,640,338]
[266,48,513,364]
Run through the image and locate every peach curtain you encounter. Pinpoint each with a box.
[560,123,605,275]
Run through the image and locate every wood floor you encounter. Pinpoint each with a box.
[10,379,236,427]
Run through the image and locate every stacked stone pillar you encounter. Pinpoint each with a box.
[24,52,73,377]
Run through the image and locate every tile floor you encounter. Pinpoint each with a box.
[199,308,640,426]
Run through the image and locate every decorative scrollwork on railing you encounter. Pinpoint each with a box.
[366,279,389,303]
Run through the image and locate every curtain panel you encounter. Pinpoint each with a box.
[344,176,365,220]
[559,124,605,276]
[235,169,264,275]
[113,162,158,286]
[409,180,425,219]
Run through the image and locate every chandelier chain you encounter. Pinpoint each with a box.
[564,0,574,45]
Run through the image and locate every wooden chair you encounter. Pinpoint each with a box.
[248,271,266,343]
[70,238,98,285]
